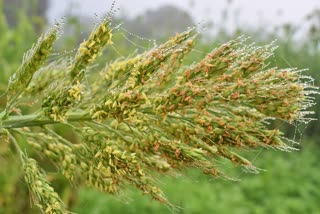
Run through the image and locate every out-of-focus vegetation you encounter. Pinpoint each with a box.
[0,0,319,213]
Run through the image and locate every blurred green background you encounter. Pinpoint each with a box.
[0,0,319,213]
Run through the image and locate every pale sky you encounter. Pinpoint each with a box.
[47,0,320,32]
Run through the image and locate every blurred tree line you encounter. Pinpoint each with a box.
[2,0,48,31]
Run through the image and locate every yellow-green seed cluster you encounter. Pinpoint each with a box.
[87,36,314,182]
[91,29,198,123]
[124,29,197,89]
[69,19,112,81]
[80,127,168,202]
[26,132,79,181]
[7,24,60,102]
[41,19,113,121]
[22,156,68,214]
[103,54,142,87]
[153,36,197,90]
[42,82,82,121]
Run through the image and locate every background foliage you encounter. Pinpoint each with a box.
[0,0,319,213]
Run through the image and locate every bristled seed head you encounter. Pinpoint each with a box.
[5,14,317,211]
[22,155,67,214]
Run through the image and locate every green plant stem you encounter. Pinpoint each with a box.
[1,111,91,129]
[6,130,24,161]
[44,127,74,147]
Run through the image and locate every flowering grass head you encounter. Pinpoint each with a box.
[0,11,318,213]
